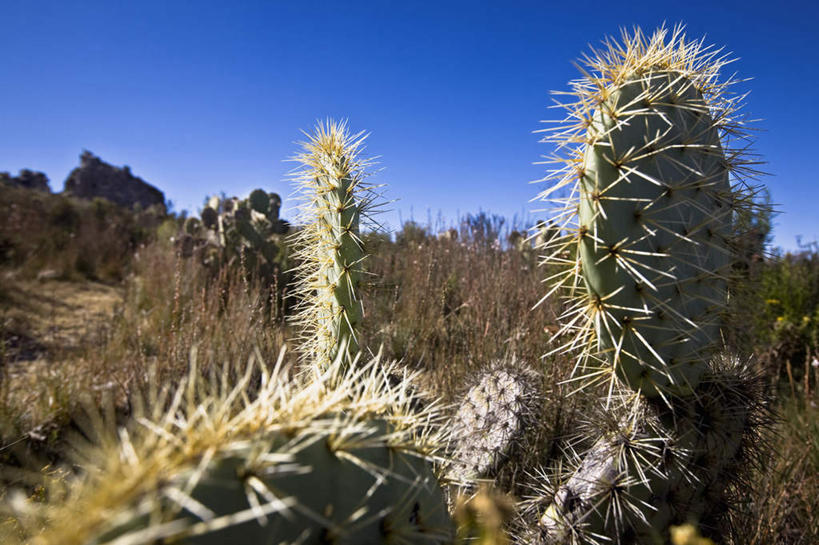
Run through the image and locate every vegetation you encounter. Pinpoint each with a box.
[0,27,818,545]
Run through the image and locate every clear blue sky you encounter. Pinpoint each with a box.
[1,1,817,249]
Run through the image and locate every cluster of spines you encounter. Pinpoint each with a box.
[536,354,772,544]
[290,120,382,371]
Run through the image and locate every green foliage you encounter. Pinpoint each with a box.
[396,220,429,246]
[753,248,819,384]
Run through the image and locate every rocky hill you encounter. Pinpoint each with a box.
[63,150,166,212]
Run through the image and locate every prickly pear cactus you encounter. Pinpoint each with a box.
[538,26,762,399]
[291,120,379,370]
[3,353,453,545]
[535,26,771,543]
[180,190,290,303]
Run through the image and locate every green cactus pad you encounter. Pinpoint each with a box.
[5,353,454,545]
[578,68,731,396]
[267,192,282,222]
[248,188,270,215]
[200,206,218,230]
[538,26,765,398]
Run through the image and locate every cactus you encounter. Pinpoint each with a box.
[537,354,771,543]
[535,26,771,543]
[538,26,763,399]
[448,358,547,493]
[3,351,453,545]
[178,191,290,311]
[290,120,379,371]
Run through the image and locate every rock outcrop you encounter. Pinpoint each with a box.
[62,151,166,212]
[0,169,51,192]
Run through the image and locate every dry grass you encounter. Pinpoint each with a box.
[0,185,162,282]
[0,209,817,543]
[0,240,287,462]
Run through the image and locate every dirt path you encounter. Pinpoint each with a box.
[1,277,123,365]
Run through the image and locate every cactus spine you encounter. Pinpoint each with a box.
[291,120,377,370]
[536,26,770,542]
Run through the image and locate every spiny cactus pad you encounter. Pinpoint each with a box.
[537,26,764,398]
[291,120,380,370]
[4,351,453,545]
[448,359,545,489]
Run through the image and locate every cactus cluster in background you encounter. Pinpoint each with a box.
[534,25,772,543]
[179,189,289,282]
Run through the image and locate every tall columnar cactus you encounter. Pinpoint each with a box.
[291,120,378,370]
[3,352,453,545]
[535,26,770,543]
[538,26,763,399]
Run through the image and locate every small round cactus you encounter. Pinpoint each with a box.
[448,358,545,490]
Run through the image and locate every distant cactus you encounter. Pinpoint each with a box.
[4,352,453,545]
[178,190,290,305]
[535,26,772,543]
[290,120,379,371]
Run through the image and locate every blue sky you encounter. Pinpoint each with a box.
[1,1,817,249]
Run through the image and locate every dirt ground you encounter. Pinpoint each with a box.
[0,275,123,394]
